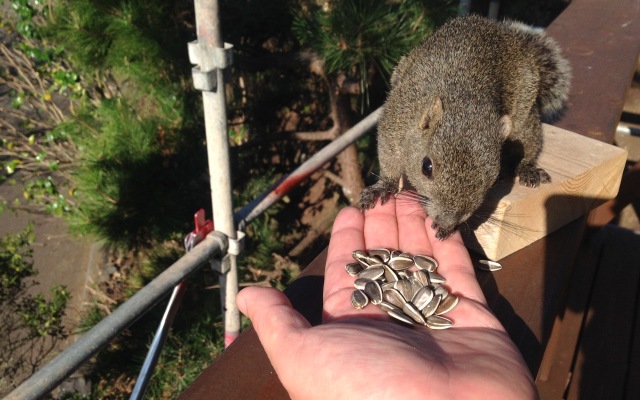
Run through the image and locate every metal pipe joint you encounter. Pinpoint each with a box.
[188,41,233,91]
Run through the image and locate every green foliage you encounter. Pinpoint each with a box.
[24,0,210,248]
[20,285,70,337]
[1,1,82,221]
[0,226,69,337]
[0,226,36,296]
[44,0,192,115]
[143,310,223,398]
[232,167,291,285]
[10,0,48,38]
[0,227,70,394]
[77,303,105,333]
[66,99,208,248]
[293,0,456,97]
[23,176,74,216]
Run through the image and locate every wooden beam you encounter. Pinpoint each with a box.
[464,125,627,260]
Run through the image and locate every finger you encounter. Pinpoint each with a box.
[394,202,497,328]
[323,201,397,322]
[236,286,309,351]
[363,196,399,250]
[426,217,487,305]
[324,207,365,302]
[395,192,433,256]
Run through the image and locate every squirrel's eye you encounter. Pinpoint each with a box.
[421,157,433,178]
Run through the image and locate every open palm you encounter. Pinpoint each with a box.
[237,197,538,400]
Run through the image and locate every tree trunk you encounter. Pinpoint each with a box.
[328,79,365,205]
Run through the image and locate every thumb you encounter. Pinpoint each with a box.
[236,286,311,353]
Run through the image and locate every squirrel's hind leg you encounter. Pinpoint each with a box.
[512,109,551,187]
[516,162,551,187]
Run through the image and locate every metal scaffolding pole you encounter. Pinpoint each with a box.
[236,107,382,227]
[191,0,241,346]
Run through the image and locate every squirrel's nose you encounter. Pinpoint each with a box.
[432,209,471,234]
[432,213,459,233]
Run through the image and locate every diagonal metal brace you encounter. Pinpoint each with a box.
[188,41,233,91]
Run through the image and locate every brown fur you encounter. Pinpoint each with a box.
[360,15,571,239]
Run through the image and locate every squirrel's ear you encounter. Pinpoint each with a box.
[419,97,443,131]
[498,115,512,140]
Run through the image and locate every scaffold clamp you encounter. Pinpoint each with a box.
[188,41,233,91]
[184,209,214,251]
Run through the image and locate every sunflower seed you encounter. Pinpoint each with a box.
[397,270,412,280]
[436,293,459,315]
[426,315,453,330]
[414,254,438,272]
[368,248,391,263]
[412,269,431,286]
[345,262,365,276]
[365,257,385,267]
[410,277,424,295]
[428,271,446,284]
[478,259,503,271]
[379,300,402,313]
[381,281,396,291]
[388,254,415,270]
[403,302,427,325]
[381,264,400,282]
[394,279,414,300]
[421,294,442,318]
[388,308,415,325]
[347,249,458,329]
[352,250,382,268]
[354,277,371,290]
[364,280,383,305]
[351,289,369,309]
[357,266,385,280]
[434,285,449,300]
[352,250,369,264]
[411,285,434,310]
[382,288,406,308]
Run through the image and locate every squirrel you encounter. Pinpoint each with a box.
[359,14,571,240]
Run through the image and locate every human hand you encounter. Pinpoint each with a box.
[236,197,538,400]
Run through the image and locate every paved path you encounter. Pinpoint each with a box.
[0,176,100,396]
[0,178,99,330]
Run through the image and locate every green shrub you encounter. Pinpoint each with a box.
[0,226,70,396]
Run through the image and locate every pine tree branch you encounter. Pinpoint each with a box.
[335,73,361,95]
[322,169,347,187]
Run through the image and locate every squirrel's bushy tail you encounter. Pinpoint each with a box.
[508,21,572,119]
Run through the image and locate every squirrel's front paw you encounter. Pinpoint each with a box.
[517,162,551,188]
[359,186,386,210]
[359,180,397,210]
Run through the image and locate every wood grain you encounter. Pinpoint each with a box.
[464,124,628,260]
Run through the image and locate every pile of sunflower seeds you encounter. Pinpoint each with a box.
[346,249,458,329]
